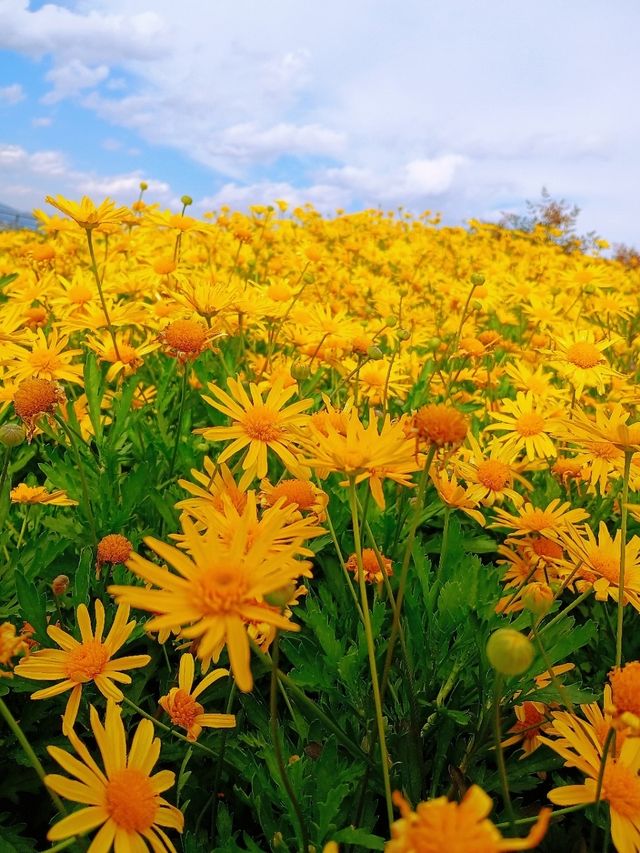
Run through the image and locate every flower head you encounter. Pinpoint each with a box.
[44,700,183,851]
[346,548,393,584]
[159,654,235,741]
[10,483,78,505]
[45,195,131,230]
[13,378,65,439]
[410,403,468,448]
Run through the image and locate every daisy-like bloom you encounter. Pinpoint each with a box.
[492,499,589,539]
[176,459,251,516]
[540,707,640,853]
[157,318,219,363]
[608,662,640,732]
[14,600,150,731]
[345,358,410,404]
[346,548,393,584]
[97,534,133,578]
[550,456,586,488]
[430,468,486,526]
[195,377,312,480]
[303,408,421,510]
[502,700,551,758]
[7,329,83,385]
[13,377,66,440]
[10,483,78,506]
[110,505,312,692]
[44,700,184,851]
[90,333,159,382]
[548,332,619,397]
[0,622,30,676]
[558,521,640,610]
[504,362,558,399]
[259,477,328,521]
[558,404,640,455]
[456,434,528,507]
[386,787,550,853]
[485,391,560,461]
[159,654,235,742]
[409,403,468,449]
[45,194,131,230]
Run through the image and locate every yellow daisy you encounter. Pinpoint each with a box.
[159,654,235,742]
[485,391,559,461]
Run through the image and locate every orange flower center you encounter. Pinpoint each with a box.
[163,319,208,353]
[13,378,62,420]
[267,480,316,509]
[97,534,132,565]
[589,548,619,583]
[242,405,282,442]
[105,768,158,832]
[153,257,177,275]
[610,662,640,717]
[164,688,203,729]
[601,760,640,818]
[195,568,248,615]
[476,460,510,491]
[565,342,602,369]
[67,284,93,304]
[529,537,564,560]
[346,548,393,582]
[589,442,620,460]
[515,412,545,437]
[64,640,109,682]
[413,405,468,446]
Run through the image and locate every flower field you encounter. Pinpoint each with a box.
[1,193,640,852]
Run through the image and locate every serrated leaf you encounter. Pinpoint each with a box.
[73,546,93,607]
[83,351,105,446]
[14,571,48,645]
[332,827,385,849]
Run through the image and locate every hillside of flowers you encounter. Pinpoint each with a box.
[0,191,640,853]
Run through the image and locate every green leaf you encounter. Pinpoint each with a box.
[14,570,48,645]
[73,546,93,607]
[332,827,385,849]
[83,351,105,446]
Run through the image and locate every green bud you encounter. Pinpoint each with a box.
[486,628,534,676]
[264,583,296,608]
[385,315,398,327]
[139,181,148,191]
[367,346,384,360]
[428,337,441,350]
[0,423,26,447]
[303,272,315,284]
[470,273,485,286]
[181,195,193,207]
[471,299,483,311]
[291,362,310,382]
[396,328,410,341]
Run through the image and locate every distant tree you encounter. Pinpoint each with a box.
[612,243,640,269]
[499,187,599,253]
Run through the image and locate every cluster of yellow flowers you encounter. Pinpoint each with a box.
[1,191,640,852]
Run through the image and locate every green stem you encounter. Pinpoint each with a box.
[616,451,633,668]
[348,479,394,831]
[42,840,78,853]
[492,674,514,825]
[591,726,615,851]
[495,803,588,828]
[0,697,67,815]
[270,632,308,852]
[531,621,575,715]
[202,683,237,835]
[85,228,121,361]
[537,587,593,639]
[168,365,189,479]
[54,415,97,544]
[0,447,11,498]
[381,444,436,696]
[437,507,451,580]
[122,697,219,759]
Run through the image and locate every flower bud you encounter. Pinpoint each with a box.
[51,575,70,597]
[0,423,26,447]
[486,628,534,676]
[367,346,383,360]
[264,583,296,608]
[180,195,193,206]
[521,582,554,617]
[471,299,483,311]
[291,362,310,382]
[396,328,410,341]
[385,315,398,327]
[428,336,441,350]
[139,181,148,191]
[470,273,485,286]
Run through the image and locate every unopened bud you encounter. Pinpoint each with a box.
[367,346,383,360]
[486,628,534,676]
[470,273,485,286]
[385,315,398,327]
[272,832,284,848]
[51,575,70,597]
[471,299,483,311]
[0,423,26,447]
[396,328,410,341]
[291,362,310,382]
[583,283,596,294]
[181,195,193,207]
[264,583,296,608]
[428,337,441,350]
[303,272,315,284]
[139,181,148,191]
[522,582,554,617]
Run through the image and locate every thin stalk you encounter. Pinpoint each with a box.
[616,451,633,667]
[348,479,394,831]
[323,502,363,619]
[43,840,79,853]
[531,621,576,715]
[85,228,121,361]
[381,444,436,696]
[437,507,452,580]
[54,415,97,544]
[0,697,67,815]
[0,447,11,498]
[122,697,219,759]
[492,674,514,825]
[168,366,189,479]
[590,726,615,852]
[207,683,237,835]
[537,587,593,639]
[270,632,308,852]
[495,803,588,828]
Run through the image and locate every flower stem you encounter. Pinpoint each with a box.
[0,447,11,499]
[270,631,308,852]
[0,697,67,815]
[616,451,633,668]
[590,726,615,851]
[85,228,121,361]
[122,696,219,759]
[492,674,515,825]
[168,365,189,479]
[348,478,394,831]
[54,415,97,544]
[437,507,452,580]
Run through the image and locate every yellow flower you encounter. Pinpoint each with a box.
[485,391,559,461]
[548,332,619,397]
[7,328,83,385]
[559,404,640,454]
[45,195,131,230]
[0,622,30,675]
[386,786,550,852]
[176,459,251,516]
[259,477,328,521]
[109,503,312,692]
[45,700,184,851]
[492,499,589,538]
[456,434,528,507]
[304,408,421,509]
[195,377,312,480]
[14,600,150,731]
[501,701,551,758]
[9,483,78,505]
[430,468,486,526]
[90,332,159,382]
[159,654,235,741]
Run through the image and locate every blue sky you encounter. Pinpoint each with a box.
[1,0,639,244]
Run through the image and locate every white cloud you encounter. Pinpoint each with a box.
[42,60,109,104]
[200,180,350,212]
[0,83,24,104]
[31,116,52,127]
